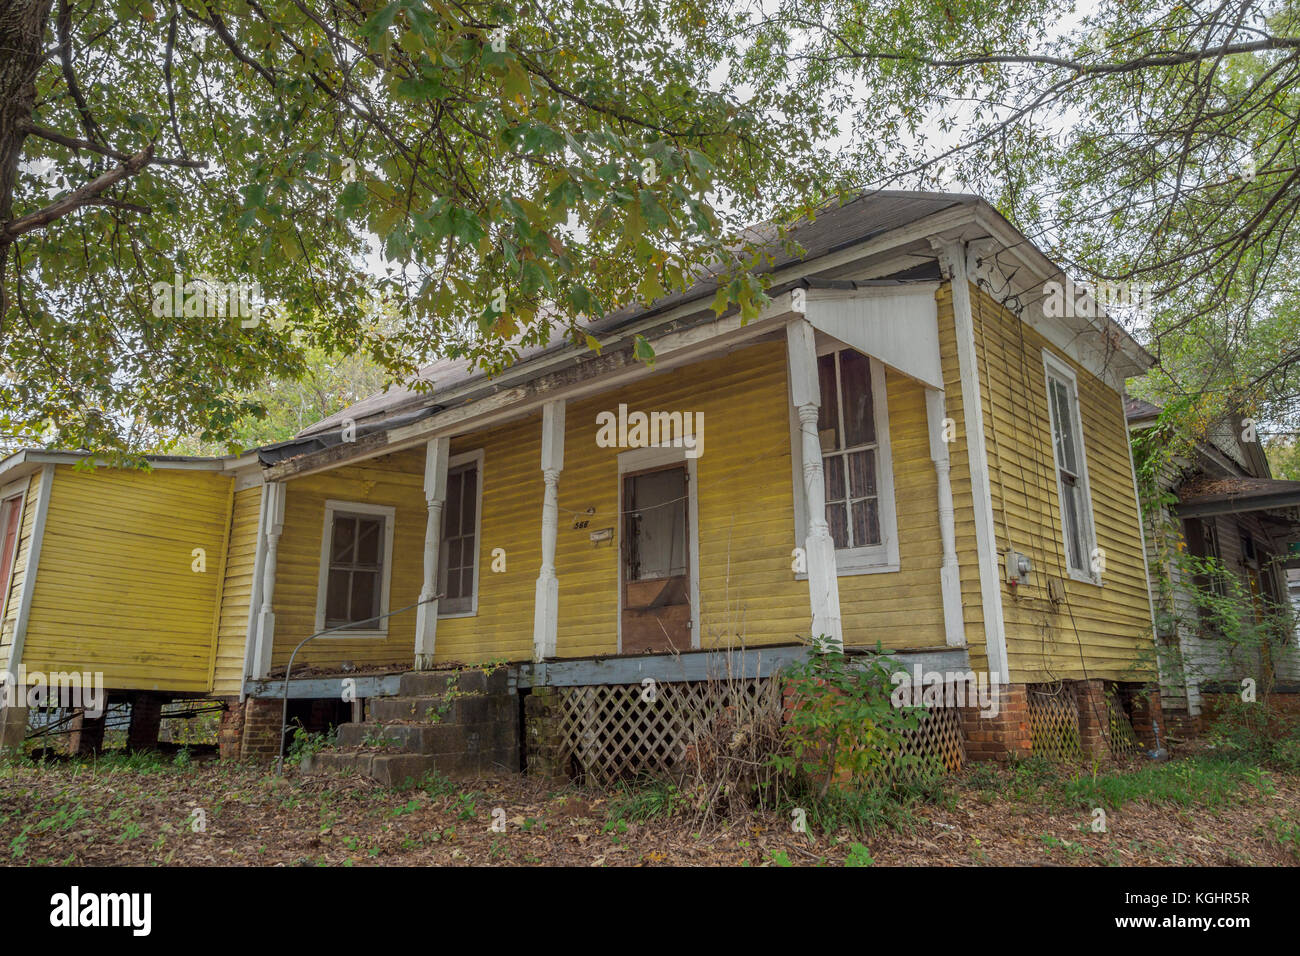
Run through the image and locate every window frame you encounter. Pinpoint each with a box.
[0,480,28,622]
[314,499,396,637]
[438,449,485,619]
[1042,350,1101,585]
[789,340,900,576]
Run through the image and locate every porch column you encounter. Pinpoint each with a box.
[786,318,843,648]
[926,388,965,647]
[932,236,1009,681]
[253,482,286,679]
[415,437,450,670]
[533,400,566,661]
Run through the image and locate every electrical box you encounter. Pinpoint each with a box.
[1005,548,1032,587]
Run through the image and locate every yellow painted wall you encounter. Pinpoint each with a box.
[267,338,967,668]
[970,284,1155,682]
[0,470,43,674]
[20,465,233,693]
[212,485,263,696]
[270,423,543,670]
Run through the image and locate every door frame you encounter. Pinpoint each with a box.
[616,444,701,653]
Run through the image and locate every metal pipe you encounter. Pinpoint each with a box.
[275,595,440,775]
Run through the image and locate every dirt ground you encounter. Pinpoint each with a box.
[3,750,1298,866]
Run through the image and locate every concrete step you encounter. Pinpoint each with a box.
[302,747,517,785]
[368,692,515,725]
[334,719,516,756]
[398,667,509,698]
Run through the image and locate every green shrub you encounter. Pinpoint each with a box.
[770,636,922,796]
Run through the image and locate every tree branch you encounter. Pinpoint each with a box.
[19,120,207,168]
[2,143,155,241]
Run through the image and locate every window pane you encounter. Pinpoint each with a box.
[460,467,477,531]
[840,350,875,446]
[823,454,845,502]
[330,516,355,564]
[445,566,462,600]
[848,449,877,498]
[1061,483,1084,570]
[816,353,840,450]
[1050,379,1078,475]
[355,518,381,567]
[444,473,462,538]
[326,569,350,622]
[852,497,881,547]
[826,502,849,549]
[350,570,377,622]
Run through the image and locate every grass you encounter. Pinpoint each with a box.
[1062,756,1272,811]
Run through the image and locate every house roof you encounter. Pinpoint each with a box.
[261,190,1152,471]
[1173,475,1300,518]
[1124,395,1162,423]
[293,191,977,443]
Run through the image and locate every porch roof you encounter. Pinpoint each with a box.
[255,189,1155,476]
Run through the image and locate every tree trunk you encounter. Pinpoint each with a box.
[0,0,54,314]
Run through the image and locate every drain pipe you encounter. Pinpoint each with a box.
[275,595,439,775]
[1146,717,1169,761]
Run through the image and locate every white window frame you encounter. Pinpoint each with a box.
[1042,350,1101,585]
[789,340,900,576]
[0,479,28,622]
[314,500,396,637]
[438,448,485,619]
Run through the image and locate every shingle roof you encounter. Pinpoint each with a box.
[294,191,978,443]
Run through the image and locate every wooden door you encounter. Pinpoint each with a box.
[621,465,691,653]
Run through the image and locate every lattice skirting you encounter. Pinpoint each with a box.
[556,678,781,787]
[552,677,965,788]
[1105,689,1143,759]
[1027,683,1082,762]
[888,706,967,781]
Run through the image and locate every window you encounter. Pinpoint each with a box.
[791,344,898,574]
[0,492,24,616]
[1043,352,1098,582]
[439,453,482,616]
[315,501,395,635]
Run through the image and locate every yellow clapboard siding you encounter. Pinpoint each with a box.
[969,284,1153,682]
[0,471,42,671]
[266,338,971,669]
[19,465,232,693]
[212,486,263,696]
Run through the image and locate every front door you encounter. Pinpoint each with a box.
[621,464,691,653]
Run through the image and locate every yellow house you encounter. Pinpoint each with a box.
[0,192,1162,773]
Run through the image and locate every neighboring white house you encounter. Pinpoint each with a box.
[1128,398,1300,724]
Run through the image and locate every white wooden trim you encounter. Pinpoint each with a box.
[313,499,396,638]
[7,465,54,676]
[935,239,1009,681]
[239,483,270,698]
[414,438,450,668]
[1042,349,1102,586]
[804,285,944,389]
[534,401,566,660]
[615,444,703,653]
[786,318,844,647]
[789,344,900,576]
[0,480,30,629]
[253,482,285,679]
[926,388,966,647]
[438,447,484,620]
